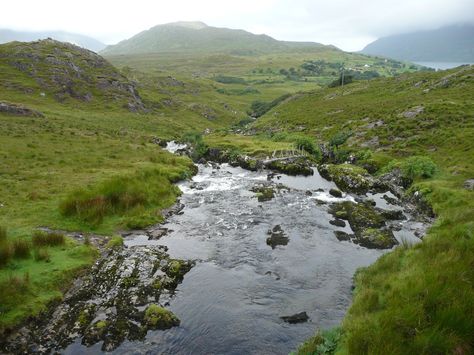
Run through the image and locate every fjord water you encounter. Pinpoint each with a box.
[92,162,417,355]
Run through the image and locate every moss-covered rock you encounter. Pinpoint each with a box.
[319,164,373,193]
[329,201,399,249]
[143,304,180,330]
[251,186,275,202]
[266,157,313,176]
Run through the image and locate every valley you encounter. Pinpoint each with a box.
[0,19,473,355]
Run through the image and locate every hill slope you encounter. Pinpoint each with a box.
[0,29,106,52]
[361,25,474,62]
[101,21,328,55]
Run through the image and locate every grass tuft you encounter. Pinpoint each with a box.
[32,231,65,247]
[12,239,31,259]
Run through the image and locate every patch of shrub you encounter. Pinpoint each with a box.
[384,156,438,181]
[32,231,65,247]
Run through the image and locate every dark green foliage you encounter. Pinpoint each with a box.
[32,231,65,247]
[404,157,437,179]
[293,136,321,159]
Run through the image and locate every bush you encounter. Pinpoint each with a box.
[12,239,31,259]
[292,136,321,160]
[400,156,438,180]
[32,231,65,247]
[384,156,438,181]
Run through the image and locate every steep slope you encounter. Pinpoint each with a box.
[101,21,328,55]
[249,66,474,353]
[0,29,106,52]
[0,39,144,110]
[361,25,474,62]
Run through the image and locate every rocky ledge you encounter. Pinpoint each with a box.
[0,101,44,117]
[1,245,193,353]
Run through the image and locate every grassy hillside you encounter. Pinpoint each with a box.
[248,66,474,353]
[101,21,328,56]
[0,40,218,331]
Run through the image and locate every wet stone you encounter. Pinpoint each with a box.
[280,312,309,324]
[329,219,346,228]
[329,188,343,198]
[266,225,289,249]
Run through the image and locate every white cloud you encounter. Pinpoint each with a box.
[1,0,473,50]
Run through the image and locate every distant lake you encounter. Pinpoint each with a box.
[414,62,473,70]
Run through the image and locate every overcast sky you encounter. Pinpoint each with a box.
[2,0,473,51]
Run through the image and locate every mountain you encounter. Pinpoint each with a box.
[361,25,474,62]
[101,21,328,56]
[0,29,106,52]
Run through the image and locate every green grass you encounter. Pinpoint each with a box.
[251,66,474,354]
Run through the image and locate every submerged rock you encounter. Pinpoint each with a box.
[280,312,309,324]
[266,225,289,249]
[329,219,346,227]
[329,188,343,198]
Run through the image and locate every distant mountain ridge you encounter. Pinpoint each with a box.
[0,29,106,52]
[101,21,329,56]
[361,25,474,62]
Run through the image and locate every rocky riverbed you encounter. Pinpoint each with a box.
[1,145,432,354]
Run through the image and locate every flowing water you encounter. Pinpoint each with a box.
[71,162,418,355]
[59,142,423,354]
